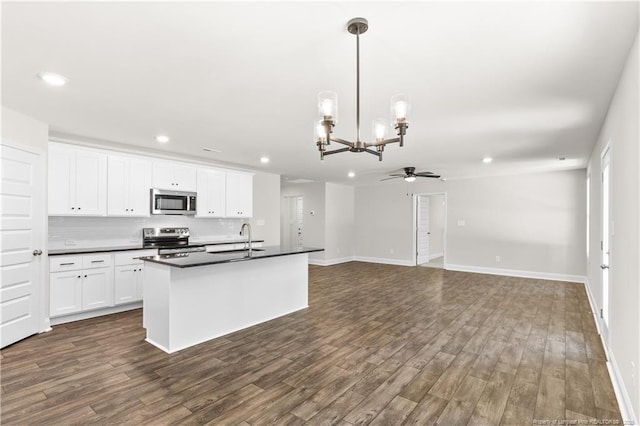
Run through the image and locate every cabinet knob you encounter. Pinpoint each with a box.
[84,275,87,278]
[77,275,81,278]
[71,207,75,210]
[78,207,81,210]
[33,249,43,256]
[125,209,129,211]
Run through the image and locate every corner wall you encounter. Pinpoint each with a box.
[586,30,639,422]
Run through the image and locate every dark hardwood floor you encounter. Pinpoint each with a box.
[1,262,622,425]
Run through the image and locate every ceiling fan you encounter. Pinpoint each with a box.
[382,167,441,182]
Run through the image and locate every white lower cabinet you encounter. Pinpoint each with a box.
[82,268,113,310]
[113,249,156,305]
[49,271,83,316]
[50,254,113,317]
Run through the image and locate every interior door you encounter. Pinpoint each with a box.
[600,147,611,342]
[416,195,430,264]
[284,196,304,248]
[1,143,45,348]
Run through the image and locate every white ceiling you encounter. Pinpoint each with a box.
[2,1,638,185]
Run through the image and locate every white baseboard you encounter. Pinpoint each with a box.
[582,279,637,425]
[443,263,586,283]
[352,256,414,267]
[308,256,355,266]
[50,302,142,326]
[606,346,638,425]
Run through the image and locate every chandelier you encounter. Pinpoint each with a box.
[316,17,410,162]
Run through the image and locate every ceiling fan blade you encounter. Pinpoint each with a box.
[380,176,402,181]
[419,174,441,178]
[415,172,435,176]
[388,173,406,177]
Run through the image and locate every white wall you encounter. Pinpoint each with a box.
[445,170,586,278]
[1,107,48,151]
[324,183,355,263]
[586,30,639,422]
[354,169,587,278]
[281,182,325,262]
[250,171,280,246]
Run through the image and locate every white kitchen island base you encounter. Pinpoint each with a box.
[143,252,309,353]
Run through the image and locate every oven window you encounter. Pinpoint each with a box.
[156,195,187,211]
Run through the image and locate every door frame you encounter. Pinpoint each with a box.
[412,192,447,267]
[0,140,50,344]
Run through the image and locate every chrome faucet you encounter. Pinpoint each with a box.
[240,222,252,254]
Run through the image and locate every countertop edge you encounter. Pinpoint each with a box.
[48,240,266,256]
[139,247,324,268]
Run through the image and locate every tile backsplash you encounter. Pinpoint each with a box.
[48,216,247,249]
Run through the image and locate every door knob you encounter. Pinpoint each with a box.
[600,264,609,270]
[33,249,43,256]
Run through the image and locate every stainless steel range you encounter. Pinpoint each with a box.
[142,227,205,254]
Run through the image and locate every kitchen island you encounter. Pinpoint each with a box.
[139,245,323,353]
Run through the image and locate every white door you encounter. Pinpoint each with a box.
[600,147,611,342]
[1,144,45,348]
[284,196,304,247]
[416,195,430,264]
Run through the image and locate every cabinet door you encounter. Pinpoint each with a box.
[173,164,197,191]
[127,158,151,216]
[50,271,82,316]
[114,265,138,305]
[136,264,145,300]
[225,172,253,218]
[75,150,107,215]
[107,155,128,216]
[82,268,113,310]
[152,161,175,190]
[197,169,226,217]
[48,144,75,215]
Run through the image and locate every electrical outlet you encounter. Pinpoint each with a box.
[495,255,501,262]
[457,219,465,226]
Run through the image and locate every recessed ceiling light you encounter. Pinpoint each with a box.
[348,171,355,178]
[202,147,222,153]
[37,72,68,87]
[155,135,169,143]
[482,157,493,164]
[260,156,270,164]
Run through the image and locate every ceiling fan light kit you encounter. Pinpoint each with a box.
[316,17,410,162]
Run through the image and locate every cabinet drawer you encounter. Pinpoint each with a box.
[50,256,83,272]
[82,254,113,269]
[114,249,157,266]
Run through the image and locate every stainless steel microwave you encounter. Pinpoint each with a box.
[150,188,197,215]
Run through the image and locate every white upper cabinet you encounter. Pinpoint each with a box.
[152,160,197,191]
[225,172,253,218]
[48,143,107,216]
[107,155,151,216]
[196,168,226,217]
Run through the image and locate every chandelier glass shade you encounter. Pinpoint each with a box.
[316,17,410,161]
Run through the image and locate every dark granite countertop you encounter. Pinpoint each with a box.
[139,245,324,268]
[48,239,265,256]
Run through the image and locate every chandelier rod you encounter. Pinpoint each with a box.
[356,24,361,143]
